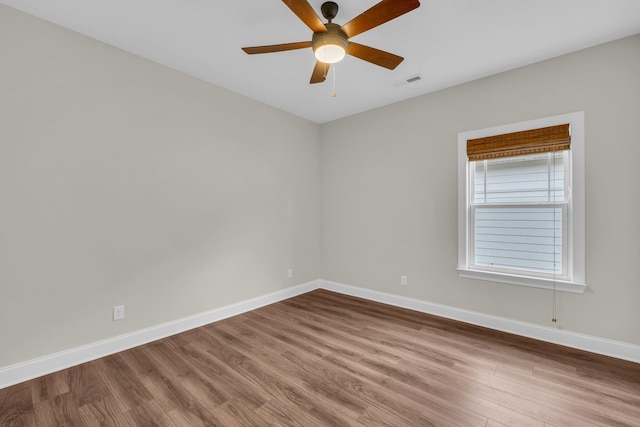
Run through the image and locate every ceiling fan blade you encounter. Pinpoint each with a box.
[346,42,404,70]
[282,0,327,33]
[341,0,420,39]
[310,61,329,84]
[242,41,312,55]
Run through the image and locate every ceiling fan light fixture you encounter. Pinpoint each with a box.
[314,43,346,63]
[312,23,348,64]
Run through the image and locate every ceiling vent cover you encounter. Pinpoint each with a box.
[394,73,422,87]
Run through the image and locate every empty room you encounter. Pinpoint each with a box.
[1,0,639,425]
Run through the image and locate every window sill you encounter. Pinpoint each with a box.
[457,268,587,294]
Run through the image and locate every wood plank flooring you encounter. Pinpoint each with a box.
[1,289,639,426]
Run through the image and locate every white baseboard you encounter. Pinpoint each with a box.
[319,279,640,364]
[2,278,638,390]
[0,280,319,389]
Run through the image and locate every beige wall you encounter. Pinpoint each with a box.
[0,6,320,367]
[320,34,640,346]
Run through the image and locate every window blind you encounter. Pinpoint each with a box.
[473,153,565,204]
[472,152,567,274]
[467,124,570,161]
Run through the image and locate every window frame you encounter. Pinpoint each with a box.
[457,112,586,294]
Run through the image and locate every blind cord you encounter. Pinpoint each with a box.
[551,151,558,323]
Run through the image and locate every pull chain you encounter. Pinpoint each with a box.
[332,64,337,97]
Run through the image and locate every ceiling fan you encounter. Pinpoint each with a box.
[242,0,421,84]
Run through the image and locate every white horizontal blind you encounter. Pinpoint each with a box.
[471,152,567,276]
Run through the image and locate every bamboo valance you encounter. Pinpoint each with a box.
[467,124,570,161]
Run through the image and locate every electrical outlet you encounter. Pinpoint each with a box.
[401,275,408,286]
[113,305,125,321]
[287,269,293,279]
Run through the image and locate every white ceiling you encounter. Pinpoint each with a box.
[3,0,640,123]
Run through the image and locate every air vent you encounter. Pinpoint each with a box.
[394,73,422,87]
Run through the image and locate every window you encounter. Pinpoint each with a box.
[457,112,586,293]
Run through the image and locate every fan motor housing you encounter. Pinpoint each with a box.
[312,23,349,55]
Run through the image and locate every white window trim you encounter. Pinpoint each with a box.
[457,112,586,294]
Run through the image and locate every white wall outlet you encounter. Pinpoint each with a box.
[287,269,293,279]
[401,275,408,286]
[113,305,125,321]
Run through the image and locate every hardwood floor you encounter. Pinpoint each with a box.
[1,289,639,426]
